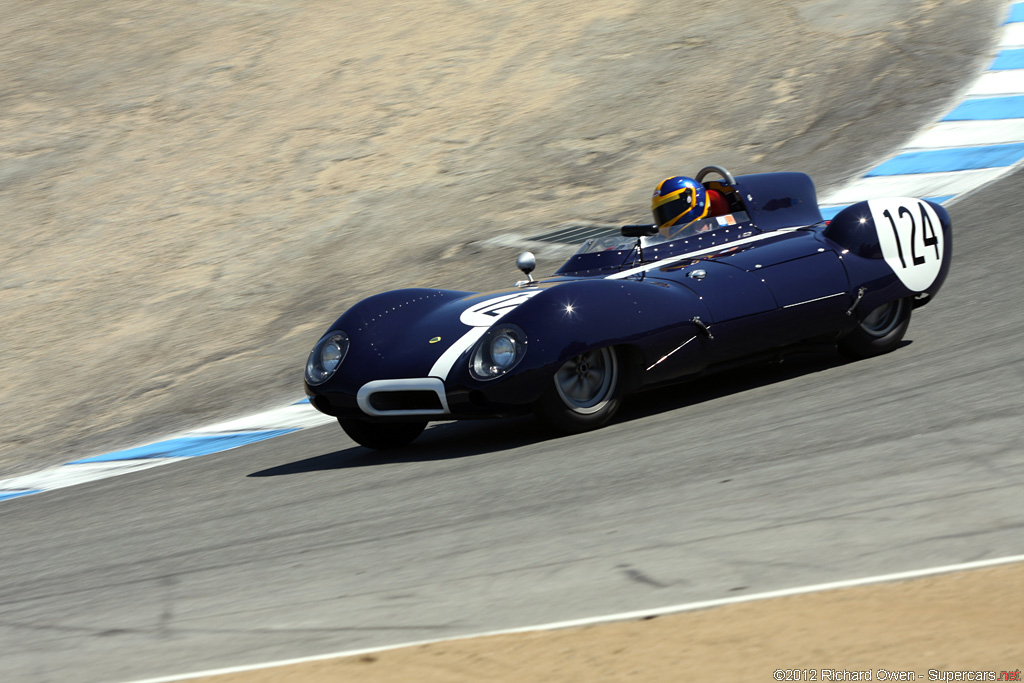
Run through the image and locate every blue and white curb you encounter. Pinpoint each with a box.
[0,401,335,502]
[3,3,1022,504]
[819,2,1024,218]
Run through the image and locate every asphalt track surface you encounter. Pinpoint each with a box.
[1,164,1022,682]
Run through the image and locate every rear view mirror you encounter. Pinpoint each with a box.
[620,224,658,237]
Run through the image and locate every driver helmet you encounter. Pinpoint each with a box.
[652,176,709,231]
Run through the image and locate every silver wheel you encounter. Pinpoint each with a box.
[553,348,619,415]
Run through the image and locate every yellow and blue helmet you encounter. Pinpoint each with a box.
[651,176,709,231]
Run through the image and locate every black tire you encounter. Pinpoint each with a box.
[534,346,624,433]
[838,298,911,359]
[338,418,426,450]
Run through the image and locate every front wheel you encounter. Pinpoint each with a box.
[534,346,623,433]
[338,418,426,450]
[839,298,911,359]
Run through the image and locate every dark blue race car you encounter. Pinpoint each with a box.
[304,166,951,449]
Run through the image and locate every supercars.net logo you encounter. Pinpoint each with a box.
[773,669,1021,681]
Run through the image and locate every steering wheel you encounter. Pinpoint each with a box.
[695,165,736,186]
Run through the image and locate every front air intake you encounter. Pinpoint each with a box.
[368,390,444,412]
[356,378,451,417]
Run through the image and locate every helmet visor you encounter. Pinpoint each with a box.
[652,187,696,229]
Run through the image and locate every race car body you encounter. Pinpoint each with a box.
[304,167,951,448]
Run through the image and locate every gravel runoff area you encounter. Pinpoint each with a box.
[0,0,1004,477]
[164,561,1024,683]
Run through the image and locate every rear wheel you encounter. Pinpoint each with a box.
[839,298,911,359]
[338,418,426,450]
[534,346,623,433]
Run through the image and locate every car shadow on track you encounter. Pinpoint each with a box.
[615,351,853,425]
[249,347,901,476]
[609,338,908,427]
[247,414,551,475]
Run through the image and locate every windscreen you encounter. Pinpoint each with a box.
[572,211,750,255]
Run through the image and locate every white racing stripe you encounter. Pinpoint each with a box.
[428,326,489,379]
[605,229,799,280]
[427,290,542,380]
[119,554,1024,683]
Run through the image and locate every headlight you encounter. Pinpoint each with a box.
[305,331,350,385]
[470,324,527,380]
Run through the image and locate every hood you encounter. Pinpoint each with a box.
[324,287,546,387]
